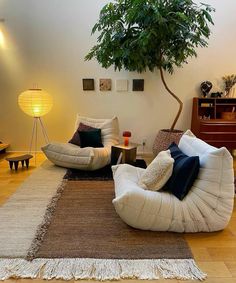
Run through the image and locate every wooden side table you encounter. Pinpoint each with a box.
[111,143,138,165]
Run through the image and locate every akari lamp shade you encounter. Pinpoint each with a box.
[18,88,53,157]
[123,131,131,146]
[18,89,53,118]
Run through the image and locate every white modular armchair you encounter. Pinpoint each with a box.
[112,130,235,233]
[42,115,119,170]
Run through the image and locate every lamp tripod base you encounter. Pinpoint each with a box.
[29,117,50,164]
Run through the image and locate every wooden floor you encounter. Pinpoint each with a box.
[0,152,236,283]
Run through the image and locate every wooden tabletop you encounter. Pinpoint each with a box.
[6,154,33,162]
[112,143,139,150]
[0,143,9,151]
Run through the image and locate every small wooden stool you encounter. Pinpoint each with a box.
[6,154,33,171]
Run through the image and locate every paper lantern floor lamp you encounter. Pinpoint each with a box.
[18,88,53,155]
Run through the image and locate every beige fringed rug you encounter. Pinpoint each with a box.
[0,162,206,281]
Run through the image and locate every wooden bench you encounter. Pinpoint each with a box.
[6,154,33,171]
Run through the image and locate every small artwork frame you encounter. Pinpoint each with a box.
[116,79,128,92]
[100,79,112,91]
[83,79,95,91]
[132,79,144,91]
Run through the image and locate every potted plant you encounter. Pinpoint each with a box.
[222,74,236,97]
[85,0,215,154]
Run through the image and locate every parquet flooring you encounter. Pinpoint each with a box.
[0,152,235,283]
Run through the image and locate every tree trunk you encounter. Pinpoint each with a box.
[159,66,183,131]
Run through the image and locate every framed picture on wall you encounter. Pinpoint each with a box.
[116,79,128,92]
[83,79,95,91]
[132,79,144,91]
[100,79,112,91]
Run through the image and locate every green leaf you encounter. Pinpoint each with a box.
[85,0,215,74]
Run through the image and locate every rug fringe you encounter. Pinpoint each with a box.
[0,258,206,281]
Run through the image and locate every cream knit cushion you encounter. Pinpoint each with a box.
[138,150,174,191]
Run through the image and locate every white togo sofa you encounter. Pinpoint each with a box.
[42,115,119,170]
[112,130,235,233]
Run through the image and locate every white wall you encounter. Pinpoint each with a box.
[0,0,236,152]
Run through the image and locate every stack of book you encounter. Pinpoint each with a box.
[200,102,214,107]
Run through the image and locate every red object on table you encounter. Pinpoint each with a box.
[123,131,131,146]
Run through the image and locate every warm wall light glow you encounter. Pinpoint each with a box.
[0,19,23,77]
[18,89,53,117]
[0,28,5,48]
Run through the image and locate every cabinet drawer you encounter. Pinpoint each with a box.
[205,140,236,148]
[199,132,236,141]
[200,122,236,132]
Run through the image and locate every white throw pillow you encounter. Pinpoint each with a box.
[138,150,174,191]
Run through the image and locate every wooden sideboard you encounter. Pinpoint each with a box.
[191,97,236,149]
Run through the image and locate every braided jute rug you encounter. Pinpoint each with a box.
[0,162,206,281]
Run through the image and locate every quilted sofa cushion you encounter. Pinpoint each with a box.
[42,116,119,170]
[42,142,111,170]
[42,142,94,169]
[112,130,234,232]
[74,115,119,147]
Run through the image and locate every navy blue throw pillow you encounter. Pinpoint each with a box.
[166,142,200,200]
[79,129,104,148]
[68,123,97,146]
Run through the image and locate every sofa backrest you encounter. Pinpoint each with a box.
[179,130,234,186]
[179,130,234,230]
[74,115,119,147]
[179,130,233,172]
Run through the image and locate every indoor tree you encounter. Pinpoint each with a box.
[85,0,215,131]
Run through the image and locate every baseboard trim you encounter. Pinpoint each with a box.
[137,151,153,158]
[6,151,43,153]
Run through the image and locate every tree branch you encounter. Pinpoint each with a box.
[159,66,183,131]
